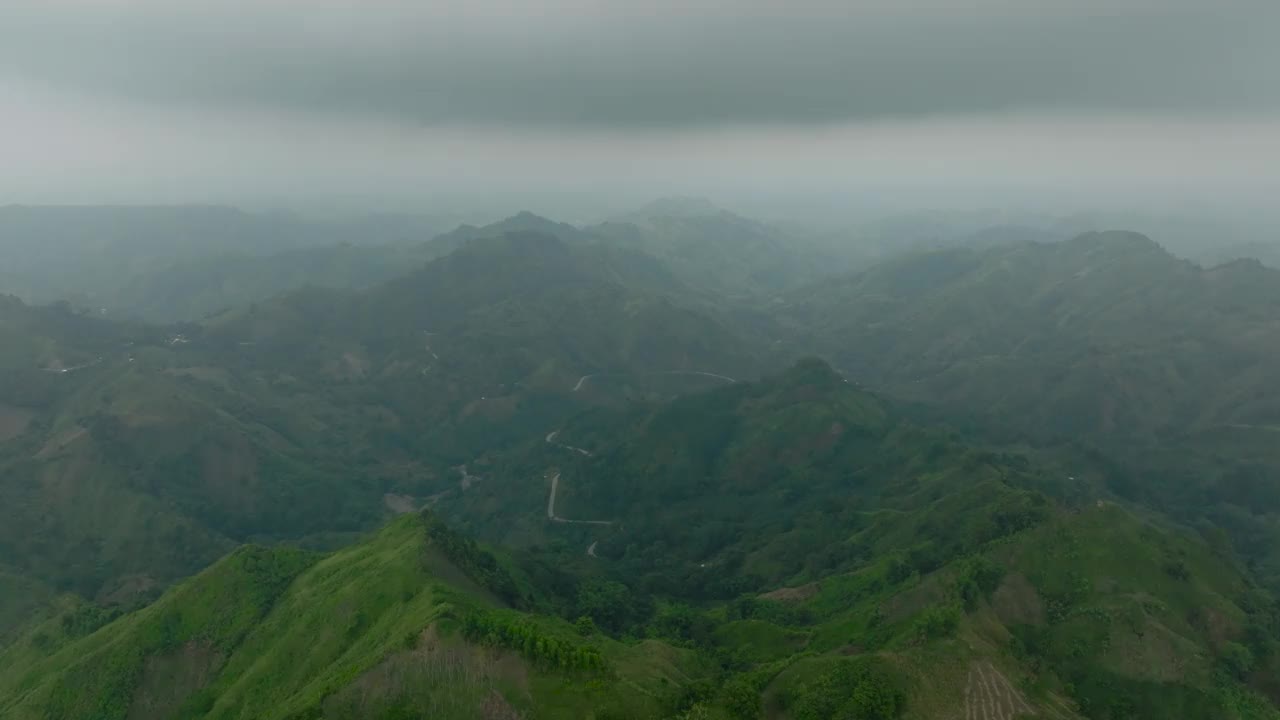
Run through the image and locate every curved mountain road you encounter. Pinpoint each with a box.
[549,371,739,546]
[545,430,592,456]
[545,472,612,525]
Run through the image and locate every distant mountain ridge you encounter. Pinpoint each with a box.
[0,205,459,321]
[781,230,1280,441]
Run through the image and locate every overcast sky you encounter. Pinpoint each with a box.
[2,0,1277,214]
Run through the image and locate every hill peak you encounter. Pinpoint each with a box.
[428,212,590,255]
[508,210,560,224]
[1067,229,1166,255]
[779,356,845,388]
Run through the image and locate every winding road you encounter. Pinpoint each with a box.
[545,472,613,525]
[543,431,611,561]
[545,431,592,456]
[546,369,736,550]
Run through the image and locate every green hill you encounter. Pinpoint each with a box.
[5,209,1280,719]
[776,232,1280,590]
[5,363,1276,719]
[0,513,711,720]
[204,230,756,401]
[432,211,600,255]
[0,231,758,622]
[438,360,1279,719]
[780,231,1280,442]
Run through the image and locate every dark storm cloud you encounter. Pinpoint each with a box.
[2,1,1277,128]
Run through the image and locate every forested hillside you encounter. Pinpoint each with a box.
[7,0,1276,713]
[0,229,758,616]
[0,514,705,720]
[2,208,1280,719]
[4,364,1277,719]
[774,230,1280,593]
[781,231,1280,441]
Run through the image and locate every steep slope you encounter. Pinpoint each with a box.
[0,513,705,720]
[0,569,57,647]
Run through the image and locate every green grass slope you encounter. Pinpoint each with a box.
[0,513,707,720]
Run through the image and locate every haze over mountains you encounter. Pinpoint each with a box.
[3,0,1277,714]
[5,201,1279,324]
[0,206,469,322]
[1,196,1280,719]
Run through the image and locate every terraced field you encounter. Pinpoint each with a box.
[964,662,1035,720]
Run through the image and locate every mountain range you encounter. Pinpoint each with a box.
[1,203,1279,719]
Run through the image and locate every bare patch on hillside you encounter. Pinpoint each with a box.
[97,574,159,606]
[759,582,819,603]
[0,403,33,441]
[992,573,1045,627]
[882,572,951,624]
[325,624,528,718]
[1189,605,1237,651]
[481,690,525,720]
[126,641,223,720]
[1106,615,1200,683]
[384,493,419,515]
[337,350,370,379]
[964,661,1035,720]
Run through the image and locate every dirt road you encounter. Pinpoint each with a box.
[546,472,612,525]
[545,431,591,456]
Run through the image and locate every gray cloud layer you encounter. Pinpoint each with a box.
[3,0,1277,128]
